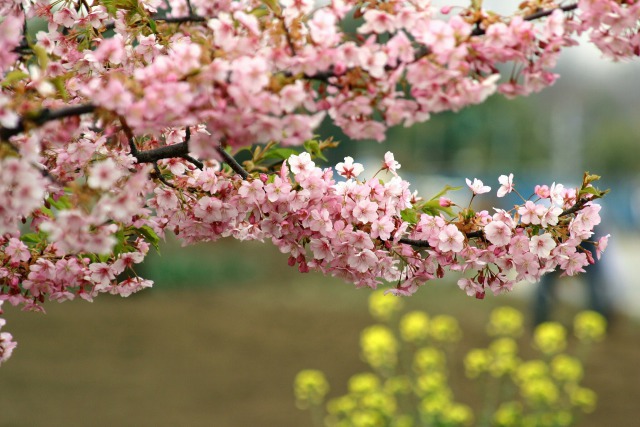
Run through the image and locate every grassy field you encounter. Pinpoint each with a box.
[1,240,638,426]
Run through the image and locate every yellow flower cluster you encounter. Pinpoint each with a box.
[294,369,329,409]
[574,311,607,343]
[360,325,398,371]
[534,322,567,355]
[296,300,606,427]
[368,290,403,322]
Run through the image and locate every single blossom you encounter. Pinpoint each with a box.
[466,178,491,195]
[497,173,514,197]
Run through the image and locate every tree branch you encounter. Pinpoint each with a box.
[216,145,249,179]
[471,3,578,36]
[1,104,97,142]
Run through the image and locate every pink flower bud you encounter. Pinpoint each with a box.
[288,256,296,267]
[535,185,550,198]
[439,197,452,207]
[298,261,309,273]
[440,6,452,14]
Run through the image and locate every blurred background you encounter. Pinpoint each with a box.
[2,3,640,426]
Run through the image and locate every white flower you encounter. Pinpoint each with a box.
[466,178,491,195]
[497,173,514,197]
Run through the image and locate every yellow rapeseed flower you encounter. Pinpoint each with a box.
[488,338,520,377]
[327,395,356,416]
[487,306,524,338]
[514,360,548,385]
[441,402,474,426]
[569,386,597,413]
[400,311,430,343]
[361,391,396,415]
[294,369,329,408]
[415,372,448,396]
[348,372,381,394]
[429,315,462,343]
[550,354,583,383]
[493,401,523,427]
[520,377,559,406]
[369,290,403,322]
[413,346,446,373]
[384,375,412,395]
[573,311,607,343]
[464,348,491,378]
[360,325,398,370]
[533,322,567,355]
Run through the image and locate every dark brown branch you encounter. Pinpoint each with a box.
[398,238,431,248]
[1,104,97,141]
[399,229,484,248]
[559,197,589,217]
[471,3,578,36]
[216,145,249,179]
[153,163,177,188]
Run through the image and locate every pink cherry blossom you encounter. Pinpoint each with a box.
[336,157,364,179]
[497,173,514,197]
[438,224,465,253]
[484,221,512,247]
[466,178,491,195]
[529,233,557,259]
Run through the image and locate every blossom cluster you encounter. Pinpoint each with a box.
[0,0,622,365]
[2,1,640,146]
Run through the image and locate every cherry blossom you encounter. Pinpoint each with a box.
[497,174,515,197]
[0,0,624,366]
[466,178,491,195]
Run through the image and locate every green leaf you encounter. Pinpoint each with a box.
[578,186,608,198]
[136,225,161,252]
[31,44,49,69]
[1,70,29,87]
[429,185,462,201]
[148,18,157,33]
[260,0,282,15]
[400,208,419,225]
[303,139,327,161]
[262,147,299,161]
[47,195,72,210]
[422,200,455,217]
[20,233,41,244]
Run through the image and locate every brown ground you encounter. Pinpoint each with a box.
[1,241,638,426]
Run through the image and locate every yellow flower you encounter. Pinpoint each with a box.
[569,386,597,413]
[361,391,396,415]
[348,372,381,394]
[351,410,383,427]
[488,338,520,377]
[441,402,474,426]
[487,307,524,338]
[521,377,559,406]
[327,395,356,416]
[415,372,448,396]
[369,290,403,322]
[384,375,412,395]
[514,360,548,385]
[413,346,446,373]
[294,369,329,408]
[464,348,491,378]
[400,311,430,343]
[360,325,398,370]
[429,315,462,343]
[493,401,523,427]
[574,311,607,343]
[533,322,567,355]
[550,354,583,383]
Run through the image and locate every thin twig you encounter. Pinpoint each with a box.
[471,3,578,36]
[153,163,177,188]
[1,104,97,142]
[215,145,249,179]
